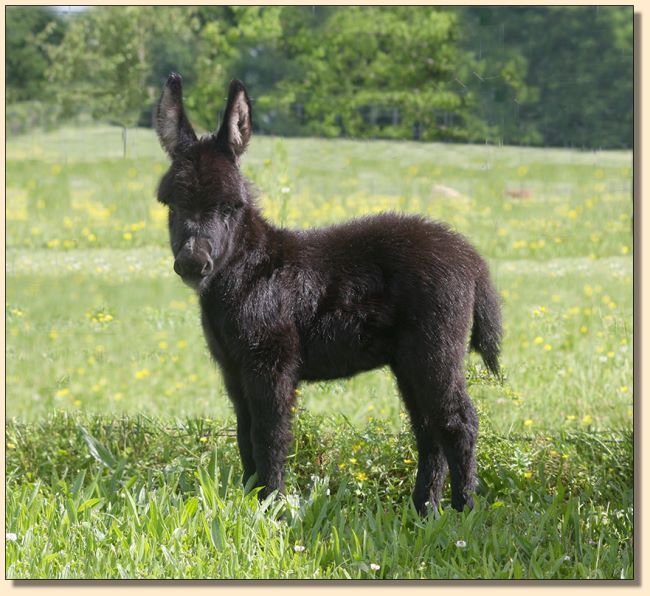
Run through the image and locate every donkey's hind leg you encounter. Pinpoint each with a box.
[392,363,448,516]
[393,323,479,513]
[435,381,479,512]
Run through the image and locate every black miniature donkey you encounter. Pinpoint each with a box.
[154,73,502,515]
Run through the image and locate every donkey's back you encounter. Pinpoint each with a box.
[278,212,494,382]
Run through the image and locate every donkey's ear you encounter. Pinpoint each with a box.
[155,72,198,158]
[215,79,252,159]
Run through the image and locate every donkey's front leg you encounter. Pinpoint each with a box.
[220,367,257,488]
[244,371,297,500]
[232,398,256,488]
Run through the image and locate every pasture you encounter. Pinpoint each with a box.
[5,126,633,579]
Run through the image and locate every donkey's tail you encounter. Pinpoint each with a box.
[470,268,503,378]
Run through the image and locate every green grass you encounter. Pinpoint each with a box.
[5,412,633,579]
[5,125,633,579]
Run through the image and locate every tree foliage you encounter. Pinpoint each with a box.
[459,6,633,148]
[6,6,65,103]
[271,7,476,141]
[9,5,633,148]
[184,6,286,132]
[45,7,197,128]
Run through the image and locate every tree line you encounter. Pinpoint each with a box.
[7,5,633,148]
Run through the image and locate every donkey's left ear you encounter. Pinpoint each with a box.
[155,72,198,158]
[215,79,252,159]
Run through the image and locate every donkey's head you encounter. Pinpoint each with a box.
[154,73,253,290]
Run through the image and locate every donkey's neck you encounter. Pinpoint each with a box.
[206,201,284,298]
[239,201,282,258]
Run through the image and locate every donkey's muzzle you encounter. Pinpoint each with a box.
[173,239,214,283]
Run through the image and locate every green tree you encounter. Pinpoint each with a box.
[456,8,540,145]
[46,7,198,126]
[185,6,285,132]
[524,6,633,148]
[188,6,489,141]
[18,5,631,148]
[460,6,632,148]
[266,7,484,141]
[6,6,65,102]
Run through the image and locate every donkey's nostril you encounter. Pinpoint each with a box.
[173,258,186,277]
[174,254,212,280]
[200,259,214,277]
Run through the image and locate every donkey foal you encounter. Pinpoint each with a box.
[154,73,502,515]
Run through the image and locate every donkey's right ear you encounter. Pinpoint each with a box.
[154,72,198,158]
[214,79,252,160]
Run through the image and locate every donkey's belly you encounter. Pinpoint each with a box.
[299,330,392,381]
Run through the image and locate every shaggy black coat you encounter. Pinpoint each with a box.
[154,73,502,514]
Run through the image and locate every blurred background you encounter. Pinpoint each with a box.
[7,5,632,151]
[5,5,633,433]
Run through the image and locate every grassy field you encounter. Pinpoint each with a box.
[5,125,634,579]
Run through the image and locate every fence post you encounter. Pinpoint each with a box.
[122,127,128,159]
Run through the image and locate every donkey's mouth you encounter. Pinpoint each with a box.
[179,272,214,293]
[179,274,203,289]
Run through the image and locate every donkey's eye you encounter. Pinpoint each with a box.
[220,201,242,216]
